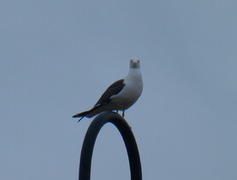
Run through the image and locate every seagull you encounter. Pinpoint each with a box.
[72,59,143,122]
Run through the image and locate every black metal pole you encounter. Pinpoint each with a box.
[78,111,142,180]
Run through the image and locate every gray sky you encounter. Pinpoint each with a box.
[1,1,237,179]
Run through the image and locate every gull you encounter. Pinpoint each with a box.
[72,59,143,122]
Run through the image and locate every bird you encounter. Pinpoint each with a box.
[72,59,143,122]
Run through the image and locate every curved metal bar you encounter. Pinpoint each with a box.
[79,111,142,180]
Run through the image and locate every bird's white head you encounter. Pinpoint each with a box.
[130,59,140,69]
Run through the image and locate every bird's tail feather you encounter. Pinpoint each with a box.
[72,110,92,122]
[72,105,104,122]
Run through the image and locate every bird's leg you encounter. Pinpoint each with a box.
[122,110,125,117]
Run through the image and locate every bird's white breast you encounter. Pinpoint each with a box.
[110,69,143,110]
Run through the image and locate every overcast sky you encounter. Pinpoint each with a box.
[1,1,237,179]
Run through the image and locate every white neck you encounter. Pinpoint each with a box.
[125,68,142,82]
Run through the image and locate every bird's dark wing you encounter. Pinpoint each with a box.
[94,79,125,107]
